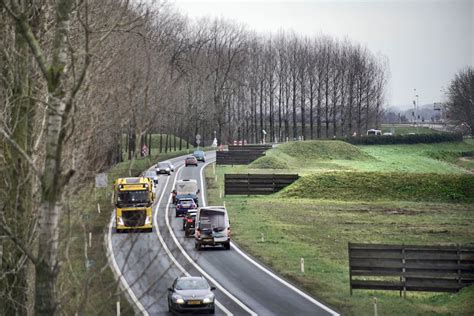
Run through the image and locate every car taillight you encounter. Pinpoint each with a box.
[187,219,193,223]
[228,227,231,237]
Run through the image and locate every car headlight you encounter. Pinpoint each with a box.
[173,295,184,304]
[165,168,170,171]
[203,294,214,304]
[117,217,124,226]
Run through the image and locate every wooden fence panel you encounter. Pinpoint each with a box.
[348,243,474,295]
[224,174,299,195]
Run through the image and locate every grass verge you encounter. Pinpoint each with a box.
[204,140,474,315]
[206,166,474,315]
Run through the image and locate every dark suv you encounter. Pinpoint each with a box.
[182,209,197,237]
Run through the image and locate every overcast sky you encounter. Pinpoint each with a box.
[172,0,473,109]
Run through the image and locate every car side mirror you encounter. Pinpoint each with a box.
[197,189,200,194]
[210,286,216,291]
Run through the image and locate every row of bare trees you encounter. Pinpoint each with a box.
[0,0,388,314]
[167,23,389,146]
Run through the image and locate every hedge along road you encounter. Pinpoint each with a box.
[107,151,338,315]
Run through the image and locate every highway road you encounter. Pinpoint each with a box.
[107,151,338,315]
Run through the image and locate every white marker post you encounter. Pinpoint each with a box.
[373,297,378,316]
[223,201,226,207]
[97,203,101,214]
[89,232,92,248]
[261,233,265,242]
[116,300,121,316]
[300,258,305,273]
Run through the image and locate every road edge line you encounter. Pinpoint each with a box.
[106,211,149,315]
[153,163,233,316]
[200,158,340,316]
[160,160,256,315]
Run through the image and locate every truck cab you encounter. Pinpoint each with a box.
[172,179,200,206]
[114,177,154,233]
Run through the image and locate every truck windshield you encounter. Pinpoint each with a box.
[117,190,149,206]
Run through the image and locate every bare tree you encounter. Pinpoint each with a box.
[446,66,474,135]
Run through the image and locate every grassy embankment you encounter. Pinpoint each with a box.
[205,139,474,315]
[58,137,193,315]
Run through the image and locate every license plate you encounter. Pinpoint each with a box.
[188,300,201,305]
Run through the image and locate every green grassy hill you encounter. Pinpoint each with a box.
[277,140,373,160]
[206,138,474,315]
[280,171,474,203]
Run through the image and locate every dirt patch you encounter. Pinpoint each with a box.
[383,208,419,216]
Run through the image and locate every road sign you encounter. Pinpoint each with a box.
[95,173,108,188]
[141,144,148,156]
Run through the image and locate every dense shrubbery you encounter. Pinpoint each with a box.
[341,133,463,145]
[280,171,474,203]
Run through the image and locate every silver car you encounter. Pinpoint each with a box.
[156,161,174,175]
[168,276,216,314]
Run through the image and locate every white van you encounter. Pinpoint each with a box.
[194,206,230,250]
[367,129,382,136]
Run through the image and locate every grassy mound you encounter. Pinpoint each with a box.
[280,171,474,203]
[250,155,289,169]
[277,140,372,160]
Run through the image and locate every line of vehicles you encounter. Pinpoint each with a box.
[112,150,229,314]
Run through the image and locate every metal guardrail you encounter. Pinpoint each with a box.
[224,174,299,195]
[348,243,474,295]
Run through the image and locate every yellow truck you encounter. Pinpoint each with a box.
[113,177,154,233]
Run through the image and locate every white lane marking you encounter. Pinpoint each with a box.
[199,156,340,316]
[160,163,257,316]
[107,212,149,315]
[104,153,202,315]
[153,164,233,316]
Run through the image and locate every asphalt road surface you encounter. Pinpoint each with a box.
[108,151,338,315]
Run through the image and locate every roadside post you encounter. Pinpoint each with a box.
[196,134,201,149]
[301,258,305,273]
[373,297,378,316]
[116,300,120,316]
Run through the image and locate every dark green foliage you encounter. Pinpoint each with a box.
[341,133,463,145]
[281,172,474,203]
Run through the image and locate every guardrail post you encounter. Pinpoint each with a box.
[373,297,378,316]
[457,244,461,290]
[348,242,353,295]
[402,245,406,298]
[300,257,305,273]
[247,173,250,196]
[116,300,120,316]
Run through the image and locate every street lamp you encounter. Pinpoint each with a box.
[413,88,420,127]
